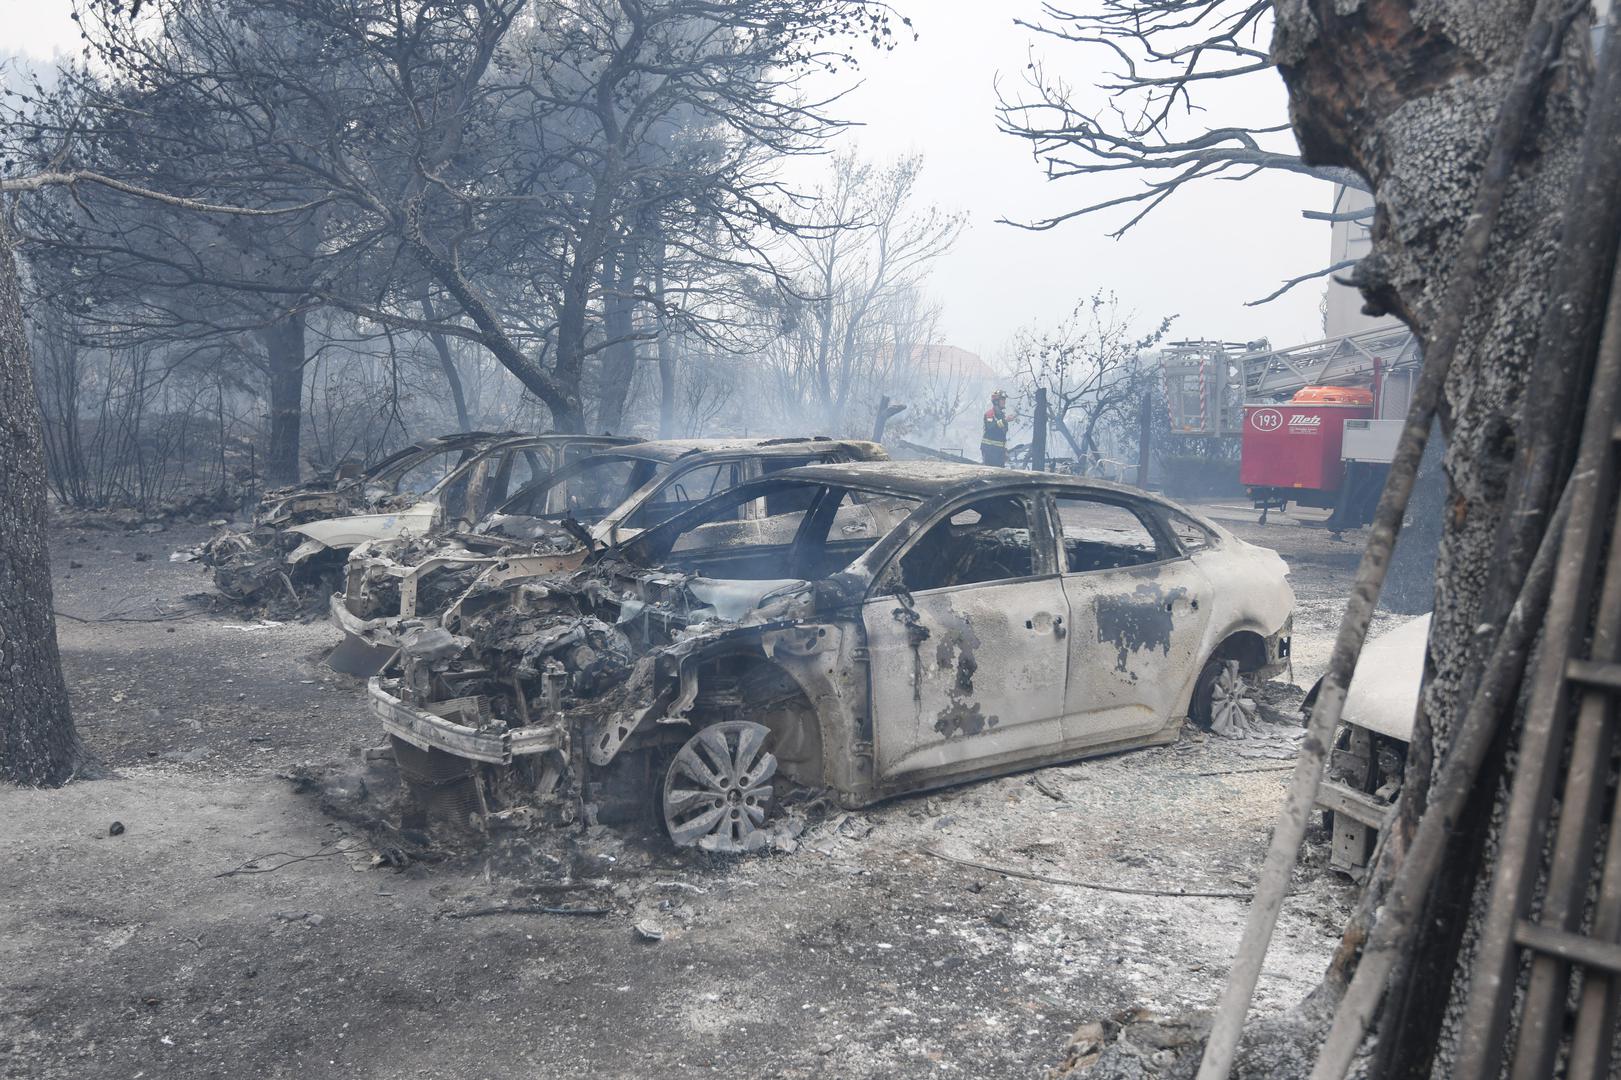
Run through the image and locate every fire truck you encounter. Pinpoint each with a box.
[1159,326,1421,527]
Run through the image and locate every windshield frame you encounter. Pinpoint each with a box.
[493,449,671,520]
[613,474,924,579]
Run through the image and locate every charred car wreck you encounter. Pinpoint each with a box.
[330,438,885,672]
[252,431,524,528]
[1309,613,1426,880]
[199,432,627,606]
[368,462,1295,852]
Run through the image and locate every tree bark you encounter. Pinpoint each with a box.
[259,312,305,485]
[0,217,80,786]
[593,242,644,435]
[657,318,677,440]
[418,295,472,432]
[1273,1,1593,1073]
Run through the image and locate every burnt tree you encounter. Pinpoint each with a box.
[1013,3,1608,1077]
[0,160,357,786]
[1272,2,1600,1074]
[0,216,79,785]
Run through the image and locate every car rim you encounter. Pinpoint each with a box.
[1209,660,1260,735]
[662,721,777,852]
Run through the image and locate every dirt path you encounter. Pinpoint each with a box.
[2,517,1364,1079]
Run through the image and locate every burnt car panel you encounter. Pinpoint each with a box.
[859,491,1071,780]
[364,463,1295,849]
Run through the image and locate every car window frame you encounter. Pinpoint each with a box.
[1162,510,1221,556]
[618,456,749,532]
[615,477,850,569]
[494,451,661,519]
[866,489,1059,600]
[1041,489,1184,574]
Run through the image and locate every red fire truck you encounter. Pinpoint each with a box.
[1242,386,1375,523]
[1159,328,1420,527]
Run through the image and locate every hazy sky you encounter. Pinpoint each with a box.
[10,0,1332,369]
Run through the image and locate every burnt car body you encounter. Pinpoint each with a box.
[366,462,1295,851]
[329,438,886,671]
[201,433,628,604]
[252,431,523,528]
[1309,613,1427,880]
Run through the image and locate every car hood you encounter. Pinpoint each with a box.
[288,504,437,551]
[1340,613,1430,742]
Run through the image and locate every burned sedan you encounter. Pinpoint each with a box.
[367,462,1294,851]
[330,437,885,672]
[201,432,628,605]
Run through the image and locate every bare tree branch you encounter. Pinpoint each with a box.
[0,170,328,215]
[1246,258,1357,306]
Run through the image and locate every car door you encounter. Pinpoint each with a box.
[861,492,1070,783]
[1049,492,1214,747]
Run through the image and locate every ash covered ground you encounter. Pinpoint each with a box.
[1,502,1414,1079]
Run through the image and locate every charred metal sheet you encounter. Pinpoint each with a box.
[1095,581,1188,673]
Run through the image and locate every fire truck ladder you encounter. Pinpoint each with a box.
[1241,325,1419,401]
[1158,328,1421,438]
[1453,270,1621,1080]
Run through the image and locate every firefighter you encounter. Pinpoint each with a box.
[981,389,1011,466]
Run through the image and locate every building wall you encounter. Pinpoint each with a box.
[1324,185,1407,339]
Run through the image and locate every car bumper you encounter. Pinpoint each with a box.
[327,592,411,676]
[367,677,564,765]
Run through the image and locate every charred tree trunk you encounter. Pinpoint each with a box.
[657,320,676,440]
[259,312,305,485]
[594,243,643,435]
[1272,1,1594,1073]
[0,217,79,786]
[653,247,676,439]
[400,194,578,430]
[1136,389,1153,490]
[551,256,593,435]
[418,294,471,432]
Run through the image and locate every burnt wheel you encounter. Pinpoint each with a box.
[1190,657,1261,736]
[661,721,777,853]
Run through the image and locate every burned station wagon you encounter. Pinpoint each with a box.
[330,437,885,672]
[367,462,1294,851]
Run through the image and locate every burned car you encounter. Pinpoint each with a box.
[329,437,886,672]
[252,431,523,528]
[1310,613,1427,880]
[201,432,628,605]
[367,461,1295,851]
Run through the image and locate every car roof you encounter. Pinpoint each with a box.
[763,460,1178,506]
[605,437,881,464]
[478,433,632,452]
[366,431,523,472]
[1342,613,1430,741]
[370,431,625,471]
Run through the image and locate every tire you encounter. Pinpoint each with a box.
[1188,655,1257,733]
[661,720,777,853]
[1188,656,1225,731]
